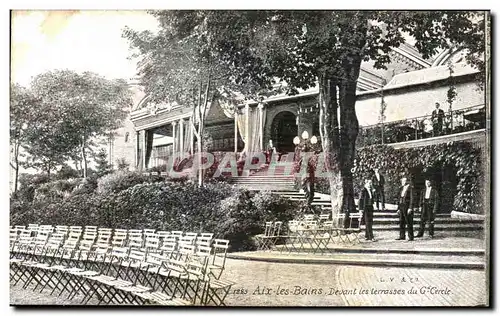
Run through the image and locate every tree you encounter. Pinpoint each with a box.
[123,11,274,186]
[29,70,133,178]
[94,148,113,177]
[177,11,486,224]
[10,84,40,195]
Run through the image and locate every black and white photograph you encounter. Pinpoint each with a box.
[8,8,491,307]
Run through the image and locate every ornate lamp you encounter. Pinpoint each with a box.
[293,136,300,145]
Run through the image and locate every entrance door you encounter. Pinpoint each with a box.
[271,111,298,153]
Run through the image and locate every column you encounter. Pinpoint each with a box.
[245,103,250,152]
[258,103,264,151]
[172,121,177,153]
[140,130,147,170]
[135,131,140,169]
[179,118,184,153]
[234,109,238,153]
[189,117,194,154]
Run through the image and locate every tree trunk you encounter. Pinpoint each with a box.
[338,61,362,228]
[197,130,203,187]
[81,135,88,178]
[12,141,20,195]
[318,75,343,223]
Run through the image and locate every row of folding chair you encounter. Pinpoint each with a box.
[10,227,228,280]
[10,228,233,306]
[256,215,364,254]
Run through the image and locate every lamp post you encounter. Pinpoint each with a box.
[294,131,318,210]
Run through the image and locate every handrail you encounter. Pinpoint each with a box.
[361,104,485,129]
[358,104,486,147]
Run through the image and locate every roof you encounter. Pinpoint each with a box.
[383,62,479,90]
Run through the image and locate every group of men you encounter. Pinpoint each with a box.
[358,169,439,242]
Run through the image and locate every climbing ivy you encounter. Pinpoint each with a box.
[354,141,484,214]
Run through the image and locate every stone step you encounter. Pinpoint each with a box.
[372,218,483,224]
[271,245,485,256]
[372,225,483,231]
[227,252,485,270]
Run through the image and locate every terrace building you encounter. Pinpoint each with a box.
[112,44,487,172]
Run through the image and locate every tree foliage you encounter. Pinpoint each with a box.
[184,10,486,221]
[10,84,41,194]
[24,70,132,178]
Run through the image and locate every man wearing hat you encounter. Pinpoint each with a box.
[416,178,439,238]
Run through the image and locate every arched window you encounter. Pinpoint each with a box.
[125,132,130,143]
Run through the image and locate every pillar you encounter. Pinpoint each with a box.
[189,117,194,154]
[245,103,250,152]
[258,103,264,151]
[140,130,147,170]
[234,109,239,153]
[172,121,177,153]
[179,118,184,153]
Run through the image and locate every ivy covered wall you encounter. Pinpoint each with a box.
[315,141,485,214]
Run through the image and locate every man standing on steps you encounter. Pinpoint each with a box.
[371,168,385,211]
[396,176,415,241]
[359,178,376,242]
[416,179,439,238]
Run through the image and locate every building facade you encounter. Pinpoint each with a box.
[110,45,487,173]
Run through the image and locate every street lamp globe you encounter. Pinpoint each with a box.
[301,131,309,140]
[293,136,300,145]
[310,135,318,144]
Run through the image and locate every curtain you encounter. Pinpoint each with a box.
[183,120,192,153]
[237,108,248,152]
[236,105,266,153]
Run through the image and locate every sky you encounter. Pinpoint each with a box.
[11,10,160,86]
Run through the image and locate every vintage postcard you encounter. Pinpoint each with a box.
[9,9,490,307]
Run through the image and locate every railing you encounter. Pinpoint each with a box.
[357,104,486,147]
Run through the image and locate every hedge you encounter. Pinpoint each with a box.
[10,172,303,251]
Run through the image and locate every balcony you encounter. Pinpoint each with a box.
[357,104,486,148]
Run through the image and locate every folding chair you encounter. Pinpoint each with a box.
[256,222,272,250]
[319,214,330,222]
[200,233,214,239]
[200,243,234,306]
[128,234,144,251]
[185,232,198,239]
[143,228,156,235]
[84,226,98,236]
[142,234,160,254]
[178,236,195,248]
[171,231,183,242]
[97,228,113,244]
[111,230,128,247]
[304,214,315,221]
[55,225,68,237]
[27,224,39,237]
[159,237,177,259]
[195,236,213,249]
[207,239,229,280]
[280,220,301,254]
[69,226,83,235]
[258,222,282,251]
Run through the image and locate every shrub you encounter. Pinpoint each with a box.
[96,170,154,195]
[34,178,82,202]
[11,178,303,252]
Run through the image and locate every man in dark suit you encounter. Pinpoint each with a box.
[432,102,445,136]
[416,179,439,238]
[359,178,376,241]
[396,176,415,241]
[371,168,385,211]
